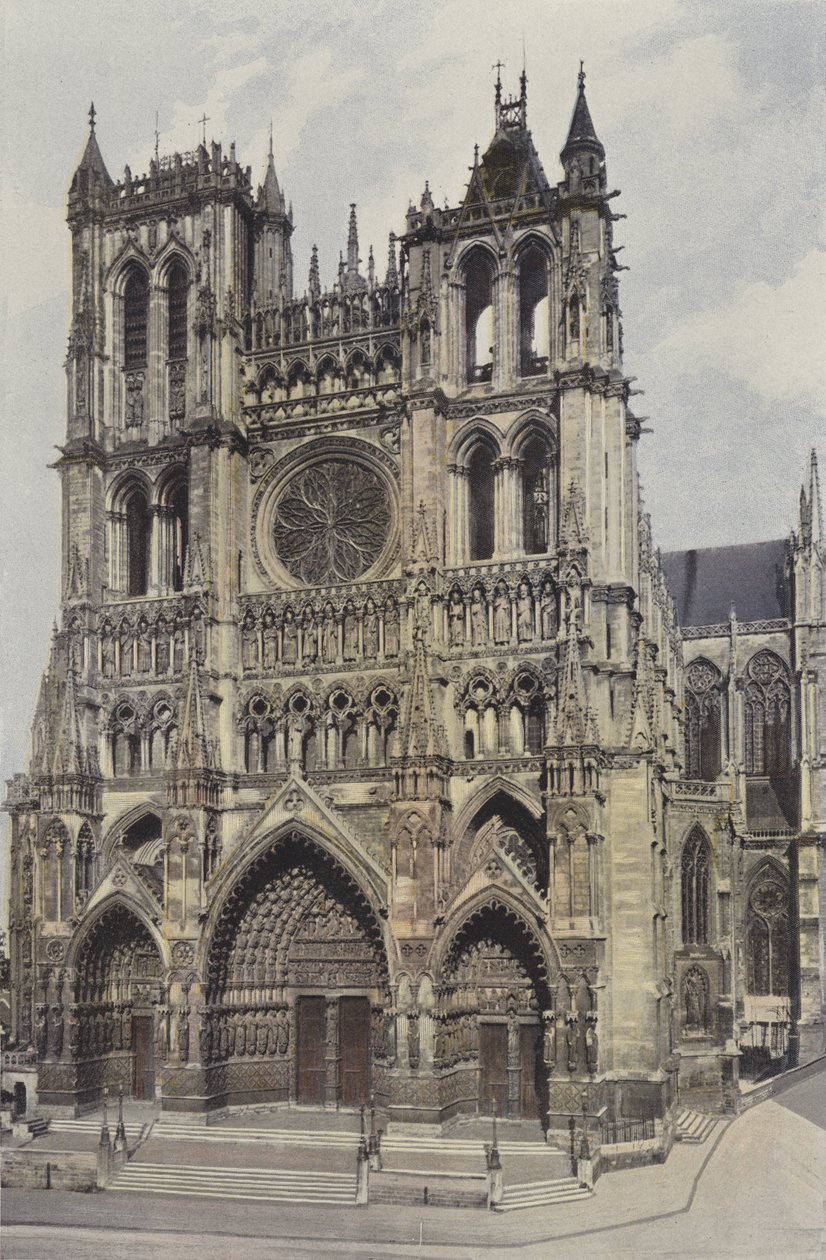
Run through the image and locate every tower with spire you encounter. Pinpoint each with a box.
[3,67,823,1148]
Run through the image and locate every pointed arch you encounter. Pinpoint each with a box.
[745,859,790,996]
[434,887,559,1001]
[743,649,792,776]
[681,825,711,946]
[684,657,723,780]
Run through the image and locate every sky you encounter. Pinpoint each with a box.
[0,0,824,803]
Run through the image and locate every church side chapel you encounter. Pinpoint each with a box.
[3,68,824,1147]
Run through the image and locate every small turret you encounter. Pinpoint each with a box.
[257,123,285,215]
[68,104,113,213]
[560,65,605,187]
[253,124,293,301]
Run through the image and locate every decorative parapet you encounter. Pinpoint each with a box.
[681,619,789,640]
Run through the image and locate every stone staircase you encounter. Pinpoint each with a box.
[675,1108,720,1144]
[493,1176,592,1213]
[49,1118,142,1142]
[110,1160,356,1205]
[25,1116,50,1139]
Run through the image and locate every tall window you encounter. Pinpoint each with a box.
[746,872,790,996]
[521,435,552,555]
[518,244,549,377]
[468,444,495,560]
[124,268,149,369]
[465,252,494,383]
[684,659,722,780]
[744,651,791,776]
[125,485,151,597]
[681,827,710,945]
[167,263,189,361]
[168,479,189,593]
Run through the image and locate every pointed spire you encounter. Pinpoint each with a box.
[308,244,321,299]
[52,663,86,777]
[401,628,444,758]
[809,449,822,545]
[176,649,213,770]
[385,233,399,289]
[561,62,605,164]
[347,203,360,278]
[368,244,375,288]
[70,102,113,195]
[258,128,284,214]
[552,603,592,746]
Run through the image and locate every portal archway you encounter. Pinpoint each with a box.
[204,831,390,1108]
[72,901,164,1101]
[437,899,555,1124]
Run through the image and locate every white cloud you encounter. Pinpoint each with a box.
[653,249,826,410]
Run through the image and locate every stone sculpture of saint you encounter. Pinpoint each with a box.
[540,579,556,640]
[470,587,488,645]
[156,618,170,674]
[342,601,358,660]
[119,623,133,675]
[100,627,114,678]
[493,582,511,644]
[362,598,379,658]
[302,607,318,663]
[383,601,400,657]
[282,609,298,665]
[448,590,465,647]
[241,615,259,671]
[172,624,185,673]
[262,611,278,669]
[516,581,533,642]
[322,604,337,662]
[137,619,152,672]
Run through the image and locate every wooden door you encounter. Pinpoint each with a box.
[339,997,370,1107]
[479,1023,508,1116]
[132,1015,155,1101]
[519,1024,541,1121]
[296,996,326,1106]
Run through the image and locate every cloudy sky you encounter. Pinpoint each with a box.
[0,0,824,794]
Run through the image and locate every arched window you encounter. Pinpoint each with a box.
[684,660,722,780]
[124,485,150,597]
[168,480,188,593]
[464,251,494,383]
[518,244,549,377]
[468,443,495,560]
[167,263,189,361]
[681,827,710,945]
[520,435,553,555]
[746,871,790,996]
[744,651,792,776]
[124,268,149,369]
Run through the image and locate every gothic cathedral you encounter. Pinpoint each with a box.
[4,70,825,1142]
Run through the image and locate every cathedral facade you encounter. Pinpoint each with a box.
[4,71,825,1139]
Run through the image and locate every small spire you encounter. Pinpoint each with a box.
[368,244,375,288]
[308,244,320,299]
[385,233,399,288]
[809,449,822,544]
[561,63,604,164]
[258,129,284,214]
[347,203,360,276]
[268,118,274,158]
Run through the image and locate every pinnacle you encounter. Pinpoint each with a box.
[561,67,604,161]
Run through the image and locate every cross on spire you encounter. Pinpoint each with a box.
[492,59,505,83]
[198,112,210,145]
[578,60,586,89]
[154,110,160,164]
[88,102,96,133]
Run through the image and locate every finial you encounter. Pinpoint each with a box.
[154,110,160,165]
[492,59,505,86]
[578,60,586,90]
[88,102,96,133]
[198,112,210,146]
[268,119,273,158]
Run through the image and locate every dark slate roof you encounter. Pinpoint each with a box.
[661,540,788,627]
[561,87,604,158]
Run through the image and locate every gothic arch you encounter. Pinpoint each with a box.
[449,419,503,466]
[745,859,791,997]
[67,891,169,975]
[102,803,164,864]
[105,244,152,297]
[452,775,543,842]
[505,411,558,460]
[680,824,712,946]
[684,657,723,780]
[434,889,558,1003]
[154,240,197,285]
[107,467,154,511]
[455,239,500,277]
[201,827,391,1002]
[742,649,793,776]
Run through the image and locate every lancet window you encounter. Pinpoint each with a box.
[681,826,711,946]
[468,443,495,561]
[123,267,149,369]
[743,651,792,776]
[518,244,550,377]
[124,484,150,597]
[520,434,553,555]
[464,250,495,383]
[746,869,790,997]
[167,262,189,361]
[684,659,722,780]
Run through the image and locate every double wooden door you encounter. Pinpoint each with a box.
[479,1022,542,1120]
[132,1015,155,1100]
[296,996,370,1107]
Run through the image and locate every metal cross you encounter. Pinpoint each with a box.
[578,60,586,88]
[154,110,160,164]
[198,112,210,145]
[492,59,505,80]
[88,102,96,132]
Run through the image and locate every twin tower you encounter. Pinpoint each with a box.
[4,69,822,1143]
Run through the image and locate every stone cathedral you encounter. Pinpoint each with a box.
[3,71,825,1139]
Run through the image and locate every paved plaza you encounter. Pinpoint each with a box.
[3,1063,824,1259]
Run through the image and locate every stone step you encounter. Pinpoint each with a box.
[493,1177,592,1213]
[111,1161,355,1205]
[26,1117,51,1138]
[675,1109,719,1144]
[152,1119,552,1155]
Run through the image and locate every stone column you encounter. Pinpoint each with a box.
[325,997,339,1108]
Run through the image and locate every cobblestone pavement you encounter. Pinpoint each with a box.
[3,1063,825,1259]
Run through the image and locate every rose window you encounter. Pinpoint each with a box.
[272,459,392,584]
